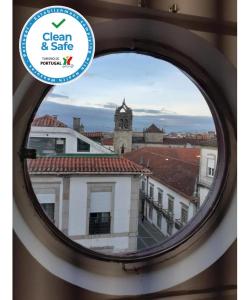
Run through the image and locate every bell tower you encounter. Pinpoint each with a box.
[114,99,133,154]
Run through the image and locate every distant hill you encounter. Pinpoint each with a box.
[36,101,215,133]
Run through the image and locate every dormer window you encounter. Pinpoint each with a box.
[77,138,90,152]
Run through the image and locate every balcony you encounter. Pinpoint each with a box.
[162,209,174,222]
[153,201,163,210]
[140,190,153,203]
[175,219,186,230]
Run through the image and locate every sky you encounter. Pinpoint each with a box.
[45,53,212,117]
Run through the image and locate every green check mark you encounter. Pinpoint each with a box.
[52,18,66,29]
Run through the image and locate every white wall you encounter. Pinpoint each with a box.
[199,186,209,206]
[198,147,218,206]
[30,126,112,154]
[199,147,218,187]
[68,175,136,252]
[30,177,63,229]
[77,236,130,254]
[30,173,138,253]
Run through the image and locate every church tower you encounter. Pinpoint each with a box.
[114,99,133,154]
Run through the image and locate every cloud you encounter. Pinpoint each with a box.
[101,102,118,109]
[93,102,178,116]
[133,108,177,115]
[48,93,69,99]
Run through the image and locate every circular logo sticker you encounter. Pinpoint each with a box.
[19,6,95,85]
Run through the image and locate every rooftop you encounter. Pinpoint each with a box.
[32,115,67,128]
[84,132,104,139]
[144,124,163,133]
[27,156,150,175]
[125,147,200,199]
[163,137,217,147]
[102,137,113,146]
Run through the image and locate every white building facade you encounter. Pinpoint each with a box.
[140,176,198,237]
[198,146,218,206]
[28,156,148,254]
[29,115,112,155]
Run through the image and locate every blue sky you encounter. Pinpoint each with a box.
[47,53,212,117]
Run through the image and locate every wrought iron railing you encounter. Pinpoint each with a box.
[175,218,187,230]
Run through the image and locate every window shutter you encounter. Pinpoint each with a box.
[90,191,112,213]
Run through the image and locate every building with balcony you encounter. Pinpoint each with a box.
[125,147,200,237]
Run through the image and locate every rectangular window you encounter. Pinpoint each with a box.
[141,180,145,191]
[88,185,113,235]
[157,212,162,228]
[167,221,173,235]
[207,156,215,177]
[77,138,90,152]
[41,203,55,223]
[168,196,174,213]
[149,204,153,219]
[149,184,154,199]
[55,139,65,154]
[158,189,163,206]
[89,212,111,235]
[208,167,215,177]
[181,205,188,224]
[29,137,65,155]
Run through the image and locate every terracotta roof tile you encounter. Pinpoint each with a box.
[102,138,113,146]
[84,132,104,138]
[32,115,67,128]
[27,156,150,174]
[125,147,200,199]
[163,137,217,147]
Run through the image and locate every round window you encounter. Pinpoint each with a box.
[24,52,221,258]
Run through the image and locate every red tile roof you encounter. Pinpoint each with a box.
[32,115,67,128]
[27,156,150,174]
[125,147,200,199]
[102,138,113,146]
[163,137,217,147]
[144,124,163,133]
[84,132,104,138]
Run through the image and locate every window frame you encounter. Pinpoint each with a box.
[206,154,216,178]
[77,138,90,152]
[15,19,236,265]
[168,195,174,214]
[149,183,154,199]
[157,211,162,229]
[181,204,189,225]
[86,182,115,236]
[157,188,163,207]
[89,212,111,235]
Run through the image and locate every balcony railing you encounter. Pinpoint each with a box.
[175,219,187,230]
[140,190,153,202]
[162,209,174,222]
[153,201,162,209]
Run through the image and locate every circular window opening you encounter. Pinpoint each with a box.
[24,52,220,258]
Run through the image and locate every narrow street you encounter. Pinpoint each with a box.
[137,218,165,250]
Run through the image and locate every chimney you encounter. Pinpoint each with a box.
[73,117,81,132]
[52,115,57,120]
